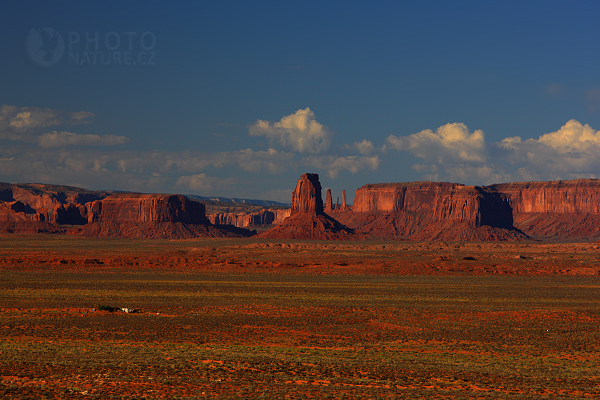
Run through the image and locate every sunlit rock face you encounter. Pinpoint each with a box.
[85,193,209,224]
[258,173,359,240]
[491,180,600,214]
[291,173,323,215]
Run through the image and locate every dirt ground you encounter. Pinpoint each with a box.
[1,235,600,399]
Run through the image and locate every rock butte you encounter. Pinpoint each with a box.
[257,173,359,240]
[2,177,600,241]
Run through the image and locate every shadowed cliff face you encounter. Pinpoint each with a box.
[431,186,513,229]
[490,180,600,240]
[291,173,323,215]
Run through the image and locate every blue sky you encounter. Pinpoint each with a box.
[1,1,599,203]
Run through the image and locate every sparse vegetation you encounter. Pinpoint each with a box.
[1,235,600,398]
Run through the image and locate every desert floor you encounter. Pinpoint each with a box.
[1,235,600,399]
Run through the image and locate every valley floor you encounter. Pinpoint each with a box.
[1,235,599,398]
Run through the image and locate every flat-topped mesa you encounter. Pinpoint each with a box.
[291,173,323,215]
[86,193,209,224]
[352,182,462,213]
[491,179,600,214]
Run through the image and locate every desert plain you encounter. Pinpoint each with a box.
[1,234,600,399]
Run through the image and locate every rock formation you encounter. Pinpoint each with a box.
[258,173,359,240]
[491,180,600,214]
[0,183,253,239]
[4,178,600,241]
[325,189,332,211]
[52,203,88,225]
[209,208,290,228]
[491,180,600,240]
[337,181,525,241]
[78,194,254,239]
[84,194,209,224]
[291,173,323,215]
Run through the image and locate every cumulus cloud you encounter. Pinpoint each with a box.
[414,163,513,185]
[536,120,600,152]
[0,105,94,132]
[304,155,380,179]
[249,108,332,153]
[175,173,238,193]
[0,105,99,146]
[386,122,486,163]
[344,139,376,155]
[496,119,600,180]
[385,120,600,184]
[37,131,129,147]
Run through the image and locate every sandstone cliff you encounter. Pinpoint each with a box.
[491,180,600,214]
[209,208,291,228]
[259,173,359,240]
[84,194,209,224]
[291,173,323,215]
[0,183,252,239]
[352,182,461,213]
[77,193,254,239]
[491,180,600,240]
[344,181,525,241]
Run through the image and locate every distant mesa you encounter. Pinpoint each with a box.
[0,183,253,239]
[3,177,600,242]
[258,173,359,240]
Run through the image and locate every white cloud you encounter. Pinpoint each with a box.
[495,119,600,181]
[387,122,486,163]
[0,105,94,132]
[249,108,332,154]
[234,148,295,173]
[37,131,129,147]
[305,155,380,179]
[344,139,375,155]
[536,119,600,153]
[175,173,238,193]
